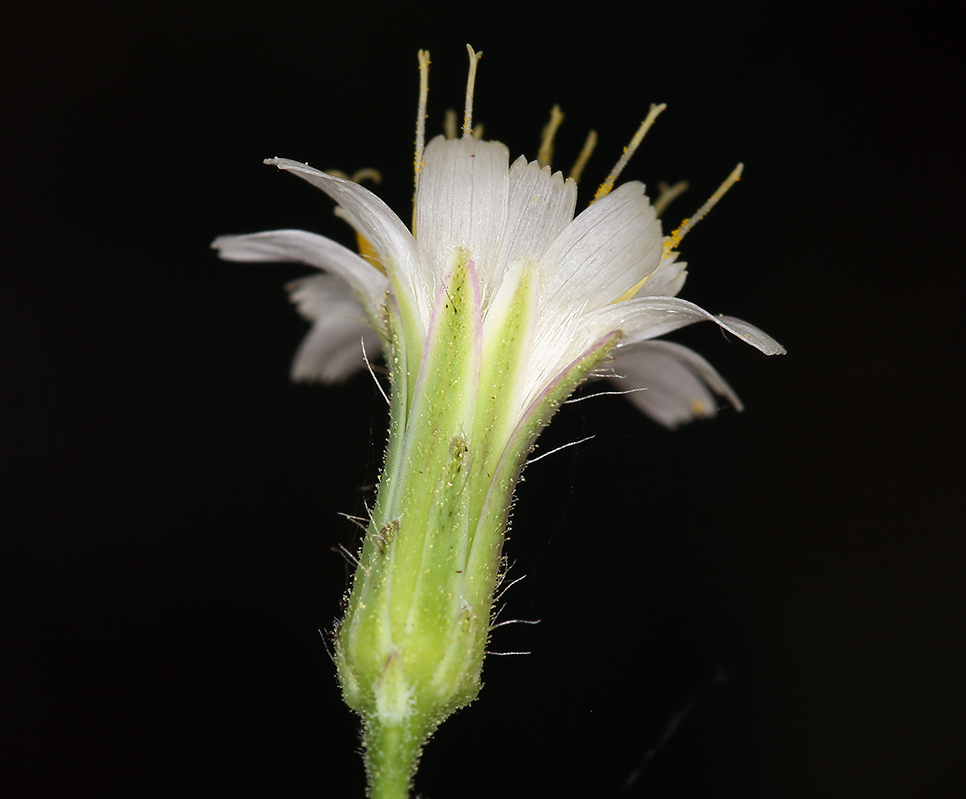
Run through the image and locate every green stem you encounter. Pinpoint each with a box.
[363,715,432,799]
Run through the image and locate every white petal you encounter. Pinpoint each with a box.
[212,229,389,317]
[414,136,510,291]
[609,340,742,428]
[592,296,786,355]
[537,181,662,313]
[635,253,688,298]
[496,157,577,272]
[265,159,423,305]
[287,274,383,383]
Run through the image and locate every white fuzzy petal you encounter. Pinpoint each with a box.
[609,340,742,428]
[415,136,510,292]
[287,274,383,383]
[212,229,389,317]
[497,157,577,271]
[537,182,662,313]
[265,159,423,305]
[593,296,786,355]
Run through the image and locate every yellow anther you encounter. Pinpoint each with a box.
[355,232,384,274]
[663,163,743,258]
[538,105,565,168]
[593,103,666,202]
[462,45,483,137]
[568,129,597,184]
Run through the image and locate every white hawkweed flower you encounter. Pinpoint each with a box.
[214,46,783,799]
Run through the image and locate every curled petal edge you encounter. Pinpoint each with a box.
[593,296,786,356]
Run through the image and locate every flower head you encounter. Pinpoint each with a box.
[215,51,781,432]
[213,46,783,799]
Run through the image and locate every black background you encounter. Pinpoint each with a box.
[4,2,963,797]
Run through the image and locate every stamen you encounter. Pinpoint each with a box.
[325,168,381,185]
[414,49,430,188]
[444,108,457,140]
[538,105,565,168]
[462,45,483,137]
[653,179,689,217]
[472,122,484,140]
[568,129,598,183]
[663,163,743,256]
[593,103,666,202]
[350,168,382,185]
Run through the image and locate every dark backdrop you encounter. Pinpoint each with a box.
[4,2,963,797]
